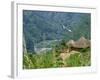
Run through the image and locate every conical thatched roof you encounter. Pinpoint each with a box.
[67,36,90,48]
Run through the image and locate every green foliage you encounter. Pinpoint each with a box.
[36,52,54,68]
[66,53,82,67]
[23,46,91,69]
[66,48,91,67]
[23,11,91,69]
[23,51,54,69]
[23,10,91,53]
[54,57,64,67]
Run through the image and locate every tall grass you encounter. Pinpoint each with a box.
[23,42,91,69]
[23,51,55,69]
[66,48,91,67]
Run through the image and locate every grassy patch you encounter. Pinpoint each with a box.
[23,41,91,69]
[66,48,91,67]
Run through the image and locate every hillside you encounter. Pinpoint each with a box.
[23,10,91,69]
[23,10,91,53]
[23,37,91,69]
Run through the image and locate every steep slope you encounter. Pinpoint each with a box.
[23,10,91,53]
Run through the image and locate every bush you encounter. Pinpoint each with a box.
[66,48,91,67]
[23,44,91,69]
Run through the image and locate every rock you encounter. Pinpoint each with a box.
[59,51,81,61]
[67,36,90,48]
[67,40,75,47]
[60,53,70,60]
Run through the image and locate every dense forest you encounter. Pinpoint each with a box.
[23,10,91,69]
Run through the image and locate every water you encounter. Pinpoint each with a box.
[34,47,52,54]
